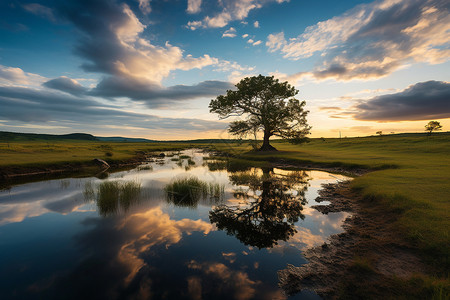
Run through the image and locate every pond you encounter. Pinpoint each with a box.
[0,149,351,300]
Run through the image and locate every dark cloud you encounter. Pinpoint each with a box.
[43,76,88,96]
[58,0,133,75]
[0,86,226,131]
[351,81,450,121]
[55,0,218,105]
[91,76,234,107]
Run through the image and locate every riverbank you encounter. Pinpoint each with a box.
[210,134,450,298]
[0,141,195,183]
[278,181,445,299]
[1,135,449,297]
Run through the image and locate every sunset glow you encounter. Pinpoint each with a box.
[1,0,449,139]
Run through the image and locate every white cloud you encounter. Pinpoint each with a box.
[267,0,450,81]
[252,40,262,46]
[222,27,237,38]
[187,0,284,29]
[247,39,254,44]
[138,0,151,14]
[253,20,259,28]
[186,20,203,30]
[228,71,257,83]
[187,0,202,14]
[242,33,249,38]
[0,65,47,86]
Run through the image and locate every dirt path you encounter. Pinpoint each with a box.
[278,181,432,299]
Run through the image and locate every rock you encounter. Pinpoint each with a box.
[92,158,110,168]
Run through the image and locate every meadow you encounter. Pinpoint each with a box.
[215,133,450,273]
[1,133,449,294]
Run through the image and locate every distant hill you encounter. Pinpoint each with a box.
[0,131,98,141]
[4,130,447,143]
[96,136,158,142]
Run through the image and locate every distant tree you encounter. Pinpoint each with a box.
[209,75,311,151]
[376,131,383,136]
[425,121,443,135]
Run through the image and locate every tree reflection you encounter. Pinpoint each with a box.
[209,168,310,248]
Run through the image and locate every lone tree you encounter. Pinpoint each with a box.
[425,121,442,135]
[209,75,311,151]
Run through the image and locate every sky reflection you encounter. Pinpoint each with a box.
[0,151,349,299]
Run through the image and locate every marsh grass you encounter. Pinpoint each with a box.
[138,165,153,171]
[204,160,228,171]
[164,176,224,207]
[187,158,196,165]
[84,180,142,216]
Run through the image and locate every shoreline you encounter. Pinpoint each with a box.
[278,180,431,299]
[0,154,150,187]
[0,152,440,298]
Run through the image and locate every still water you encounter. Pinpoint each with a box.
[0,150,350,300]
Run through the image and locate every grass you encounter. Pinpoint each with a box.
[1,133,449,293]
[0,140,193,167]
[84,180,142,216]
[213,133,450,274]
[164,176,224,207]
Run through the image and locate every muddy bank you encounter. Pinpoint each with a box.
[0,153,160,189]
[278,181,432,299]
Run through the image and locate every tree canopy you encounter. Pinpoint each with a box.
[425,121,442,135]
[209,75,311,151]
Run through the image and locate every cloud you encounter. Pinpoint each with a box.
[91,76,234,106]
[138,0,151,14]
[252,40,261,46]
[253,20,259,28]
[267,0,450,81]
[187,260,260,300]
[0,65,46,86]
[43,76,87,96]
[187,0,202,14]
[22,3,56,22]
[0,85,227,131]
[186,0,284,30]
[59,0,218,86]
[222,27,237,38]
[242,34,249,38]
[348,81,450,121]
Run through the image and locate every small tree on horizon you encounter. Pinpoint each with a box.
[425,121,442,135]
[209,75,311,151]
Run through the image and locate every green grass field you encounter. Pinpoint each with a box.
[1,134,449,277]
[214,134,450,273]
[0,140,193,167]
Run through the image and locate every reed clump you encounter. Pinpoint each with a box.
[164,176,224,207]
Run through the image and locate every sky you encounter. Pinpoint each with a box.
[0,0,449,140]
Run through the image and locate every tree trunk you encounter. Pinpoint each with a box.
[259,131,277,151]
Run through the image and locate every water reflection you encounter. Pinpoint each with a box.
[210,168,310,249]
[0,150,349,300]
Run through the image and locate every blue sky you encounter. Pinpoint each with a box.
[0,0,449,139]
